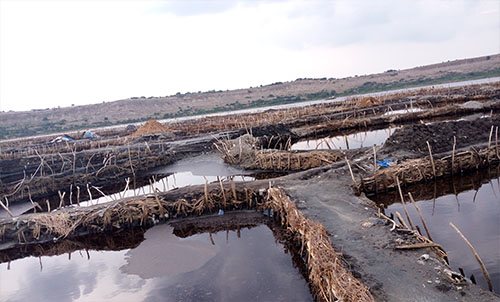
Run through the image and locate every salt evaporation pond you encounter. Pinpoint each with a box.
[372,169,500,293]
[291,127,399,150]
[0,218,312,301]
[78,154,254,206]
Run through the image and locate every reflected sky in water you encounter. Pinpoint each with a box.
[291,127,399,150]
[0,224,311,302]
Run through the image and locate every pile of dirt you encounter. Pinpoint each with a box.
[130,120,170,137]
[356,96,384,107]
[382,117,500,155]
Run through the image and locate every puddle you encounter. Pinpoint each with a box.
[0,214,312,301]
[372,168,500,293]
[383,108,423,116]
[291,127,399,150]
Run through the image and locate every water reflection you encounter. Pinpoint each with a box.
[78,172,254,207]
[0,215,312,302]
[291,127,399,150]
[372,168,500,293]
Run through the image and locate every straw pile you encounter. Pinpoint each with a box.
[130,120,170,137]
[355,96,384,107]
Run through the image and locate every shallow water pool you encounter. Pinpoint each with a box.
[0,216,312,301]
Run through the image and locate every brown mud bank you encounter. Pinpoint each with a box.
[1,82,500,301]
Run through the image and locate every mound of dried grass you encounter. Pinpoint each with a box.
[130,120,170,137]
[356,96,384,107]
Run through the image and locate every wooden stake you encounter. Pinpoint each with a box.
[345,157,357,186]
[231,182,237,202]
[218,177,227,208]
[488,125,494,150]
[451,136,456,175]
[395,211,410,230]
[496,126,499,160]
[149,179,164,216]
[449,222,492,291]
[426,141,436,179]
[128,146,136,179]
[76,186,81,206]
[0,199,14,217]
[396,177,416,230]
[408,192,433,241]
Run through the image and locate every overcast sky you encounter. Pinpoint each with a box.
[0,0,499,112]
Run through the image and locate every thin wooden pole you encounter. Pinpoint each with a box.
[345,157,357,186]
[451,136,456,175]
[396,177,416,230]
[426,141,436,179]
[488,125,494,150]
[449,222,492,291]
[395,211,410,229]
[495,126,499,160]
[408,192,433,241]
[373,145,378,192]
[0,199,14,217]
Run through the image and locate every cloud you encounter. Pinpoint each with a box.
[0,0,498,112]
[149,0,238,16]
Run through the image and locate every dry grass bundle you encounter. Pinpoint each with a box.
[355,96,384,107]
[216,135,342,171]
[130,120,170,137]
[252,150,342,171]
[359,148,498,193]
[29,212,73,239]
[265,188,374,302]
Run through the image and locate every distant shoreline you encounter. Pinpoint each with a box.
[1,54,499,140]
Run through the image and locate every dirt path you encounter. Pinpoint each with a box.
[278,168,499,301]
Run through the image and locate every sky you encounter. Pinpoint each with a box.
[0,0,499,112]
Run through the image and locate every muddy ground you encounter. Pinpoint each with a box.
[1,82,500,301]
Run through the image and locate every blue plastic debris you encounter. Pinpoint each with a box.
[218,209,224,215]
[376,158,393,168]
[83,131,95,139]
[263,209,274,217]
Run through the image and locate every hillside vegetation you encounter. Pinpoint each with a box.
[1,54,499,139]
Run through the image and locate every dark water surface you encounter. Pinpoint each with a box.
[0,222,312,302]
[372,169,500,293]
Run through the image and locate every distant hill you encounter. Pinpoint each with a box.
[1,54,499,139]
